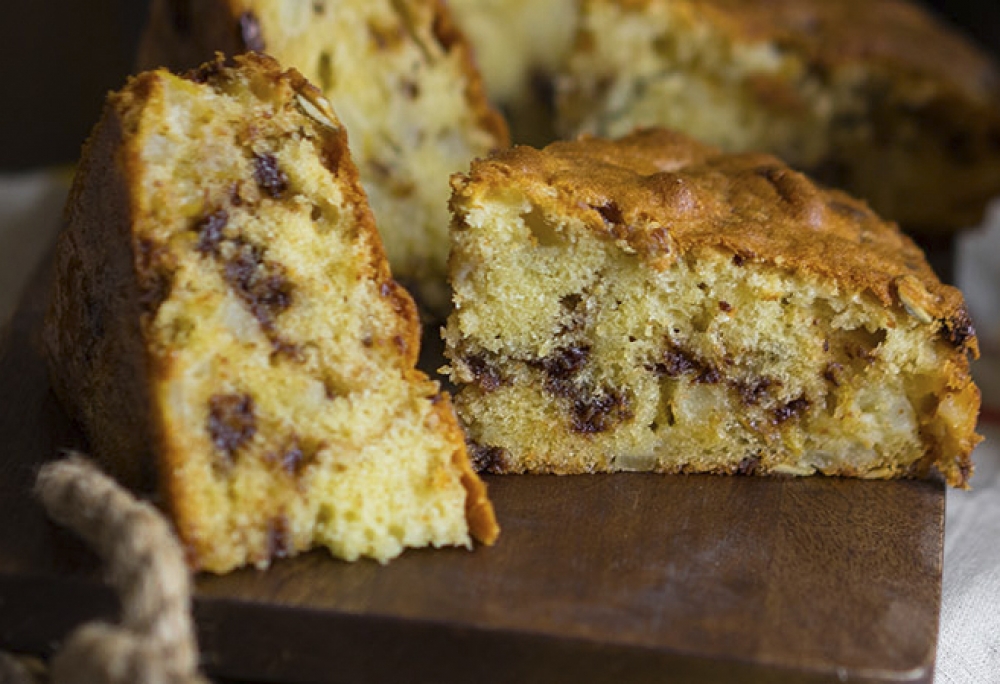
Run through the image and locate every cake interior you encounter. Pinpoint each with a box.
[557,0,1000,230]
[446,186,974,480]
[129,66,477,572]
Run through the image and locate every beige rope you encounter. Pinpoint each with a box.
[34,454,210,684]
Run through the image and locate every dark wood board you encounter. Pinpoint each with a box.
[0,257,944,684]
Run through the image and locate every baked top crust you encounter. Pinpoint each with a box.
[658,0,1000,102]
[456,128,976,351]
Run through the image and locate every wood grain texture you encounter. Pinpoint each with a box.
[0,258,944,683]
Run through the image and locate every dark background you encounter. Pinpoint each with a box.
[0,1,998,170]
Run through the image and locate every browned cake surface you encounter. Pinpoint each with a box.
[464,129,973,308]
[557,0,1000,233]
[45,54,497,573]
[446,128,981,486]
[138,0,508,315]
[677,0,998,93]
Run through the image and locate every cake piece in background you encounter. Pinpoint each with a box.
[44,54,497,574]
[447,0,578,146]
[138,0,508,315]
[445,128,981,487]
[556,0,1000,236]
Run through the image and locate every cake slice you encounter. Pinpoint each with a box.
[445,129,981,487]
[555,0,1000,235]
[44,54,497,574]
[137,0,508,315]
[447,0,579,146]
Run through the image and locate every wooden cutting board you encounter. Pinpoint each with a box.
[0,258,944,684]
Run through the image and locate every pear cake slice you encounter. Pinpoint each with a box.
[45,54,497,574]
[444,128,981,487]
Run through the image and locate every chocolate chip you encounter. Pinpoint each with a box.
[942,308,976,351]
[655,346,698,377]
[238,11,266,53]
[468,442,509,473]
[270,338,303,361]
[208,393,256,459]
[229,183,244,206]
[276,436,319,476]
[772,396,809,425]
[734,377,777,406]
[535,346,590,397]
[224,240,293,329]
[718,301,732,312]
[465,354,503,392]
[184,60,223,84]
[135,238,173,317]
[281,444,303,474]
[401,79,420,99]
[571,387,632,434]
[823,362,843,386]
[732,253,747,267]
[561,293,583,312]
[253,153,289,199]
[695,366,721,384]
[737,455,761,475]
[194,209,229,254]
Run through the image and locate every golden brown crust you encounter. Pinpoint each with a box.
[665,0,1000,102]
[44,95,158,491]
[605,0,999,110]
[458,128,978,359]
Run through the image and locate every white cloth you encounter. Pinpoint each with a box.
[1,171,998,682]
[939,214,1000,684]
